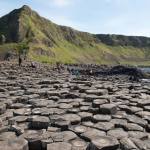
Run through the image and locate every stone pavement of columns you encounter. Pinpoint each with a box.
[0,62,150,150]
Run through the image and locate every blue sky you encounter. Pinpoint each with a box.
[0,0,150,37]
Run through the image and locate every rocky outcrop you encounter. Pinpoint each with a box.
[0,62,150,150]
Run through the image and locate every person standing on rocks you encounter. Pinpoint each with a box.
[18,56,22,66]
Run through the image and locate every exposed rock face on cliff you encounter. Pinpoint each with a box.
[0,5,150,64]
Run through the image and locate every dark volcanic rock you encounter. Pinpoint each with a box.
[87,136,119,150]
[0,62,149,150]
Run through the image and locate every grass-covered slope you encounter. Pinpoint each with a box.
[0,5,150,65]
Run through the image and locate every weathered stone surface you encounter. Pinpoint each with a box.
[0,63,149,150]
[47,142,72,150]
[123,123,144,131]
[0,131,17,140]
[120,138,137,150]
[87,136,119,150]
[51,131,77,142]
[107,128,128,139]
[0,137,28,150]
[71,139,88,150]
[13,108,31,116]
[9,125,24,135]
[125,115,148,127]
[128,131,148,139]
[61,114,81,125]
[93,114,111,122]
[78,112,93,121]
[81,128,106,141]
[94,122,114,131]
[0,103,6,114]
[30,116,50,129]
[21,130,43,150]
[86,89,108,96]
[70,125,88,134]
[100,104,117,114]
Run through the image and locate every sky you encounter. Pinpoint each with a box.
[0,0,150,37]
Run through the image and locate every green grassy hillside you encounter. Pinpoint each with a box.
[0,5,150,66]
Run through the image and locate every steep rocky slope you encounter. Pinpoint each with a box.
[0,5,150,65]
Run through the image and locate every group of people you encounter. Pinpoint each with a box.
[18,56,37,68]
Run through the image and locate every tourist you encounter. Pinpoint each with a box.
[19,56,22,66]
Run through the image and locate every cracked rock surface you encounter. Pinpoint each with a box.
[0,62,150,150]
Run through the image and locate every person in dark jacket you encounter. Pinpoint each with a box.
[19,56,22,66]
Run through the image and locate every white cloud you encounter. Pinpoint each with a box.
[52,0,72,7]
